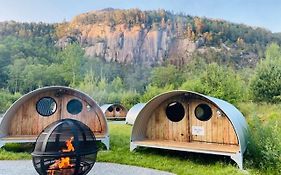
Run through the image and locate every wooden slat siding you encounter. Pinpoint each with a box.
[223,114,230,144]
[206,110,212,143]
[217,109,224,144]
[146,115,152,139]
[180,106,187,142]
[163,107,170,141]
[190,101,199,141]
[114,107,127,119]
[154,108,160,140]
[105,111,114,118]
[151,113,156,140]
[61,94,103,133]
[189,99,238,145]
[168,117,173,140]
[228,119,238,145]
[158,105,167,140]
[146,99,190,142]
[7,91,106,137]
[186,103,191,142]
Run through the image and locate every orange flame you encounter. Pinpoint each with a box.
[47,137,75,175]
[63,137,75,152]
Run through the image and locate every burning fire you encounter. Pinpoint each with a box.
[48,137,75,175]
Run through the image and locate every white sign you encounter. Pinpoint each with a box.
[192,126,205,136]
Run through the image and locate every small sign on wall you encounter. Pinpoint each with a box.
[192,126,205,136]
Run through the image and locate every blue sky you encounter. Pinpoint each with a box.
[0,0,280,33]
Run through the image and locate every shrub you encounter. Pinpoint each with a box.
[181,63,246,104]
[245,115,281,173]
[251,43,281,102]
[0,89,21,113]
[140,84,175,102]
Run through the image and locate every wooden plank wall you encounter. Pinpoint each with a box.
[146,97,190,142]
[105,105,127,119]
[190,99,238,145]
[8,91,105,136]
[146,98,238,145]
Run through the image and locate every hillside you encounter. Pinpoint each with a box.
[54,8,281,67]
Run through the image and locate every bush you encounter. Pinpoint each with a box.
[0,89,21,113]
[181,63,246,104]
[245,116,281,173]
[120,91,140,109]
[251,43,281,102]
[140,84,175,102]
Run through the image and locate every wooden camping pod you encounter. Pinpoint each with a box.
[130,91,248,169]
[101,104,128,120]
[0,86,109,149]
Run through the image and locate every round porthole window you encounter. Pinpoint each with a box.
[108,106,114,112]
[115,107,120,112]
[36,97,57,117]
[67,99,83,115]
[195,104,212,121]
[165,102,185,122]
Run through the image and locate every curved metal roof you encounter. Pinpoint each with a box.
[131,90,248,154]
[125,103,146,125]
[100,103,128,114]
[0,86,108,137]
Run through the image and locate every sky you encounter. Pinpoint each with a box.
[0,0,280,33]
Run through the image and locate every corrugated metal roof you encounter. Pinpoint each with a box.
[100,104,114,114]
[125,103,146,125]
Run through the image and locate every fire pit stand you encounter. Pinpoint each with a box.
[32,119,98,175]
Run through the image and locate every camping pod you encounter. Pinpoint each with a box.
[125,103,146,125]
[130,91,248,169]
[0,86,109,149]
[100,104,128,120]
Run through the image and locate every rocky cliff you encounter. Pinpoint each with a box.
[55,9,264,67]
[56,9,197,66]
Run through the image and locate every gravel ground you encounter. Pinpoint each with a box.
[0,160,175,175]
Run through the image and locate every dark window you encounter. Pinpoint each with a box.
[67,99,83,115]
[195,104,212,121]
[108,106,113,112]
[165,102,185,122]
[115,107,120,112]
[36,97,57,117]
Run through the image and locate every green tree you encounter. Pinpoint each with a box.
[141,84,174,102]
[149,65,183,88]
[7,58,27,92]
[181,63,245,104]
[251,43,281,102]
[58,43,85,86]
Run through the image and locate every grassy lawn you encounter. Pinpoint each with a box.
[0,122,268,175]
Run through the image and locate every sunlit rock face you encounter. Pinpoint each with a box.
[56,9,196,66]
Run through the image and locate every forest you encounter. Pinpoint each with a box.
[0,9,281,173]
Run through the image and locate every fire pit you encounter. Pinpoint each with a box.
[32,119,98,175]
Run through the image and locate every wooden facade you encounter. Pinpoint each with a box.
[146,98,238,145]
[0,86,109,149]
[131,91,248,169]
[101,104,128,120]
